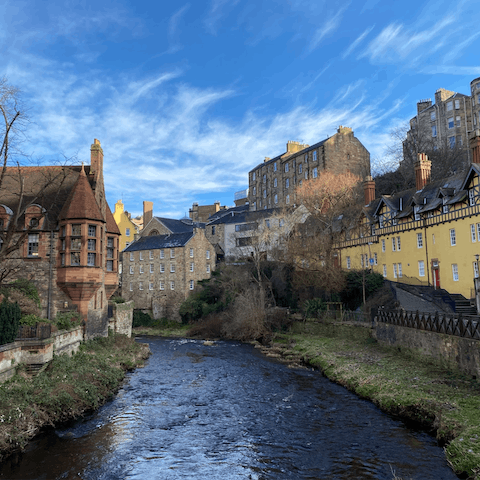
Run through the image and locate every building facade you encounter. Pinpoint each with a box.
[113,200,139,251]
[338,131,480,301]
[121,228,215,320]
[248,126,370,211]
[0,140,120,338]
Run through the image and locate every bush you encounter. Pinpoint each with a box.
[20,314,50,326]
[11,279,41,307]
[132,310,156,328]
[340,270,385,311]
[0,300,21,345]
[303,298,326,319]
[111,296,126,304]
[54,311,83,330]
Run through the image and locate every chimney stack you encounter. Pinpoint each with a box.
[414,153,432,191]
[90,139,103,179]
[470,129,480,164]
[363,175,375,206]
[143,201,153,227]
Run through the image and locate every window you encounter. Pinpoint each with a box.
[431,125,437,137]
[393,264,398,278]
[160,281,165,290]
[130,265,134,274]
[417,233,423,248]
[206,264,211,273]
[71,238,81,250]
[431,110,436,121]
[313,167,318,178]
[285,179,289,189]
[374,253,378,265]
[304,154,308,162]
[149,282,154,290]
[418,260,425,277]
[450,228,456,246]
[150,264,154,273]
[381,239,385,252]
[446,101,453,111]
[474,262,480,279]
[139,252,143,261]
[274,162,277,172]
[187,248,192,258]
[477,223,480,241]
[346,256,351,269]
[253,187,256,195]
[139,282,143,290]
[130,252,134,261]
[149,250,154,259]
[88,239,96,251]
[263,189,266,198]
[455,99,460,109]
[414,205,420,221]
[452,264,459,281]
[160,249,164,259]
[206,250,210,259]
[449,136,455,148]
[396,237,401,251]
[448,117,454,129]
[457,135,462,146]
[398,263,403,278]
[28,234,39,256]
[286,195,290,204]
[211,225,216,235]
[71,252,80,266]
[170,249,175,258]
[61,253,65,265]
[285,163,289,172]
[107,260,113,272]
[88,225,96,237]
[160,264,164,273]
[129,282,133,292]
[87,253,95,266]
[139,265,144,273]
[456,116,461,127]
[236,223,255,232]
[470,189,475,206]
[71,224,81,236]
[299,164,303,174]
[313,150,317,161]
[170,264,175,273]
[170,281,175,290]
[61,226,66,237]
[383,264,387,277]
[189,280,194,290]
[472,224,477,242]
[263,174,266,183]
[274,178,277,187]
[125,228,130,237]
[392,238,396,252]
[190,262,194,272]
[442,197,449,214]
[274,194,278,204]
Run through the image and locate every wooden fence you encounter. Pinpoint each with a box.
[376,309,480,340]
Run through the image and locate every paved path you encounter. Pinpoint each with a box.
[392,285,448,314]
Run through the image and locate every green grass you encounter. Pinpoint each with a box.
[272,322,480,479]
[133,321,190,338]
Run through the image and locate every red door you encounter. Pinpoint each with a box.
[433,269,440,289]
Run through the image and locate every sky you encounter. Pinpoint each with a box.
[3,0,480,219]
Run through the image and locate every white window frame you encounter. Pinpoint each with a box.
[431,125,437,137]
[189,280,194,290]
[206,250,210,259]
[190,248,194,258]
[313,150,317,161]
[160,281,164,291]
[160,249,164,259]
[150,264,154,273]
[274,178,277,188]
[455,99,460,109]
[472,224,477,243]
[374,253,378,265]
[125,228,130,237]
[450,228,456,246]
[417,233,423,248]
[129,265,134,274]
[381,239,385,252]
[286,195,290,205]
[285,163,289,173]
[139,252,143,261]
[149,282,154,290]
[398,263,402,278]
[393,264,398,278]
[129,282,133,292]
[149,250,154,259]
[418,260,425,277]
[139,265,144,274]
[446,101,453,111]
[190,262,194,272]
[139,282,143,291]
[396,237,401,251]
[392,238,396,252]
[206,264,211,273]
[448,117,454,129]
[130,252,134,261]
[286,178,289,189]
[313,167,318,178]
[160,264,164,273]
[170,281,175,290]
[383,264,387,278]
[170,264,175,273]
[170,249,175,258]
[346,256,351,269]
[474,261,480,279]
[452,264,459,281]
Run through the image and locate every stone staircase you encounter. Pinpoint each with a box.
[450,294,478,316]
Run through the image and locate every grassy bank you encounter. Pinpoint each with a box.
[133,321,190,338]
[0,333,150,460]
[262,321,480,479]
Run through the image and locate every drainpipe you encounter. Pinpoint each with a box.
[47,230,54,320]
[464,96,470,163]
[424,221,430,287]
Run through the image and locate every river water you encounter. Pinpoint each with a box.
[0,337,458,480]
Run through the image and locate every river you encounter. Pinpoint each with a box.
[0,337,458,479]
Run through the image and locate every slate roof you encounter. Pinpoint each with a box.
[153,216,203,233]
[208,207,282,226]
[124,232,194,251]
[207,204,249,222]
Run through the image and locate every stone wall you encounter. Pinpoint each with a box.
[374,323,480,377]
[108,301,133,337]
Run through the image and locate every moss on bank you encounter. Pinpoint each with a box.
[0,333,150,461]
[265,321,480,479]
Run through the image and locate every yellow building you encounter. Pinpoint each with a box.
[338,132,480,300]
[113,200,139,251]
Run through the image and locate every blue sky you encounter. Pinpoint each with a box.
[3,0,480,218]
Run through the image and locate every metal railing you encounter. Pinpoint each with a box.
[376,308,480,340]
[16,324,52,340]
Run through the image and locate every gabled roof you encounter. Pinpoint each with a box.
[207,204,249,222]
[124,232,194,251]
[152,216,199,233]
[460,163,480,191]
[106,202,121,235]
[208,207,282,226]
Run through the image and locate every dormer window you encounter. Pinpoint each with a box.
[442,197,449,213]
[469,189,475,206]
[30,218,39,228]
[414,205,420,221]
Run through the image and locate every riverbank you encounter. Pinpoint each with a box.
[0,333,150,461]
[258,321,480,480]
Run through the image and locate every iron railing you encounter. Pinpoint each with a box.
[16,324,52,340]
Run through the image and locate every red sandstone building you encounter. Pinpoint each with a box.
[0,139,120,338]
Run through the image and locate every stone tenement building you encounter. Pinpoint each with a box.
[248,126,370,211]
[0,140,121,338]
[121,228,215,320]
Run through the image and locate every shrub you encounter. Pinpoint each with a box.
[303,298,326,319]
[11,279,41,307]
[132,310,156,328]
[54,311,83,330]
[340,270,384,311]
[111,296,126,304]
[20,314,50,326]
[0,300,21,345]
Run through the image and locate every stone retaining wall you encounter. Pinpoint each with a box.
[108,301,133,337]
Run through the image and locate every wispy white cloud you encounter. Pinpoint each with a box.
[342,25,374,59]
[204,0,241,35]
[166,4,190,54]
[307,3,350,53]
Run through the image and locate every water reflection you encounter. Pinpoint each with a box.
[0,337,458,480]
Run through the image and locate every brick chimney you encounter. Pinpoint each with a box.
[90,139,103,178]
[363,175,375,206]
[414,153,432,191]
[470,129,480,164]
[143,201,153,227]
